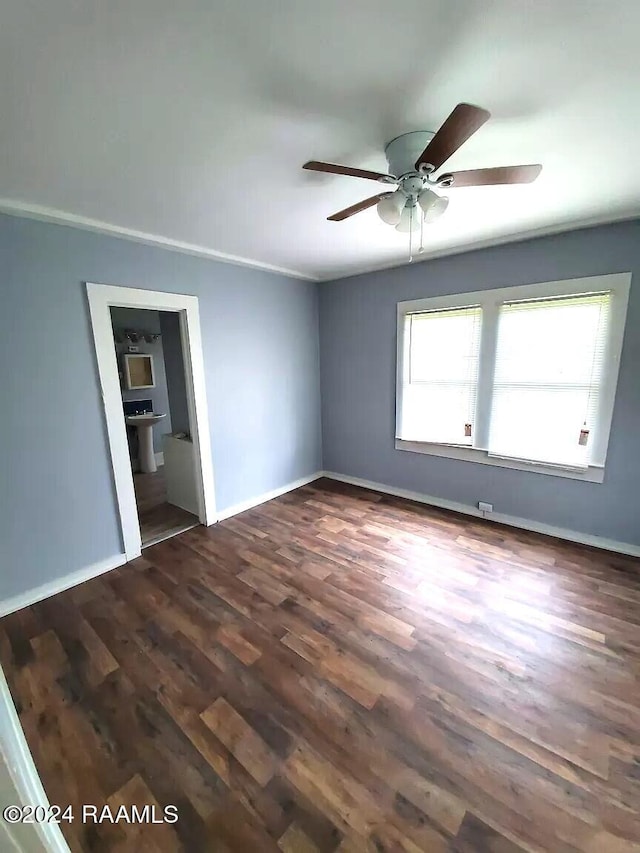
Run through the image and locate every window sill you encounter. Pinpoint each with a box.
[395,439,605,483]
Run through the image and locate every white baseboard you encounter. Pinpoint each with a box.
[0,554,127,618]
[217,471,323,521]
[323,471,640,558]
[0,667,70,852]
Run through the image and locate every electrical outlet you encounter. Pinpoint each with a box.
[478,501,493,513]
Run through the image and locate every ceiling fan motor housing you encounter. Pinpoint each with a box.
[385,131,435,179]
[401,175,425,196]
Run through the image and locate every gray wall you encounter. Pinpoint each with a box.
[0,213,321,601]
[320,220,640,546]
[159,311,190,436]
[110,306,173,454]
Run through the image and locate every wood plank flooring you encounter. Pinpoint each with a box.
[134,467,198,547]
[2,478,640,852]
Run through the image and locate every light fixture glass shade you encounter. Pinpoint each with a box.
[425,195,449,222]
[377,189,405,226]
[419,189,449,223]
[395,203,421,232]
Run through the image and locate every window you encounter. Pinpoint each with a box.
[400,306,481,445]
[396,273,631,482]
[488,293,609,467]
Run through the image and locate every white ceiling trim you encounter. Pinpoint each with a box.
[317,210,640,281]
[0,199,317,282]
[1,199,638,286]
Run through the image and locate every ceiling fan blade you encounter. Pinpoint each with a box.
[415,103,491,171]
[327,194,387,221]
[446,164,543,187]
[304,160,395,183]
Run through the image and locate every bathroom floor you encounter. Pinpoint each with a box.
[133,467,199,546]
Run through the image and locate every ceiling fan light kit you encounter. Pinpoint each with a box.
[377,189,406,226]
[303,103,543,260]
[421,190,450,223]
[395,203,421,234]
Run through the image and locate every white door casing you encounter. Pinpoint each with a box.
[86,283,217,560]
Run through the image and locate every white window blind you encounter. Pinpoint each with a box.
[487,292,611,467]
[399,305,482,445]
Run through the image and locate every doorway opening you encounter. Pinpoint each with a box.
[87,284,216,562]
[111,306,201,546]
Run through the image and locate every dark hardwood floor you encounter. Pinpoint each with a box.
[2,478,640,852]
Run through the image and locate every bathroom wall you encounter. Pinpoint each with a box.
[0,212,321,603]
[159,311,190,436]
[110,307,173,457]
[111,308,172,452]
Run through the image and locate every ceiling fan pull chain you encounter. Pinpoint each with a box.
[419,209,425,254]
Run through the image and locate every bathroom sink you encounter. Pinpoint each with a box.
[125,413,166,472]
[125,413,166,427]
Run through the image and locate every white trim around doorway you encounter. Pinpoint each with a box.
[86,283,217,560]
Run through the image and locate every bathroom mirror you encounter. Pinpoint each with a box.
[123,353,156,389]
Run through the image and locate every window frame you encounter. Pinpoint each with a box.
[401,305,483,447]
[396,272,631,483]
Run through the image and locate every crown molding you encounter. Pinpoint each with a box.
[0,198,317,281]
[2,198,638,285]
[317,210,640,281]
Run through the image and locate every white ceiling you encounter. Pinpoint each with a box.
[1,0,639,281]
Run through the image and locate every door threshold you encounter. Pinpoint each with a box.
[142,520,199,549]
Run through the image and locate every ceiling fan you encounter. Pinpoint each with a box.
[303,103,542,257]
